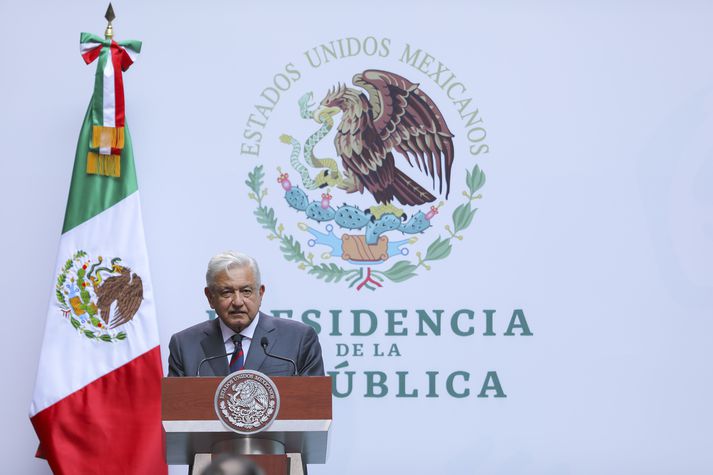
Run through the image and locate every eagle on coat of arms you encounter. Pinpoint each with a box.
[313,69,455,217]
[95,262,143,329]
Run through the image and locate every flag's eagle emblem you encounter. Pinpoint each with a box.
[314,69,455,208]
[95,263,143,329]
[56,252,142,342]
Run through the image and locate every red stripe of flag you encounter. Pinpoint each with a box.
[31,347,167,475]
[110,41,126,127]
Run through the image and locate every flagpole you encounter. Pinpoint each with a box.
[104,3,115,40]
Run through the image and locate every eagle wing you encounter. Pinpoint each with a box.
[336,108,396,203]
[255,390,269,410]
[353,70,455,197]
[110,273,143,328]
[96,274,126,324]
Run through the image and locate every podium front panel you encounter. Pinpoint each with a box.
[162,376,332,465]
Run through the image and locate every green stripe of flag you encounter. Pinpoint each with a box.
[90,48,108,127]
[62,106,138,233]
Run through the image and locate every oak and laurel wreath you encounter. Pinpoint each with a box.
[246,164,485,289]
[56,250,127,342]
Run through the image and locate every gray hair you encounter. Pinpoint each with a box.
[206,251,261,288]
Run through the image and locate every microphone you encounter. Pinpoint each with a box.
[260,336,298,376]
[196,346,239,376]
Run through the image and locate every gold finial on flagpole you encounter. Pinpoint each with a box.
[104,3,116,39]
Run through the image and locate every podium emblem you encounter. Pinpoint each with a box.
[214,370,280,434]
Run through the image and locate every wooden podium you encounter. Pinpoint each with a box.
[162,376,332,475]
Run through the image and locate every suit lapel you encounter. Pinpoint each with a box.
[244,312,276,372]
[200,319,229,376]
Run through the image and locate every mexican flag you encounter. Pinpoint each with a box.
[29,33,166,474]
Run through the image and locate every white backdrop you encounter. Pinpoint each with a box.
[1,1,712,474]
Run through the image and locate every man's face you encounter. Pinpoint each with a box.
[205,266,265,333]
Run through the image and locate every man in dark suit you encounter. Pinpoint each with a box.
[167,251,324,377]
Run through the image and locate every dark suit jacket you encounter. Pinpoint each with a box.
[167,312,324,377]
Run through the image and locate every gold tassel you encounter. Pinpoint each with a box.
[87,151,121,177]
[91,126,125,149]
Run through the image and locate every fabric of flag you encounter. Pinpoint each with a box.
[29,32,167,475]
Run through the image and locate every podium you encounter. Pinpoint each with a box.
[162,376,332,475]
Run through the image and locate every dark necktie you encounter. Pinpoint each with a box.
[229,334,244,373]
